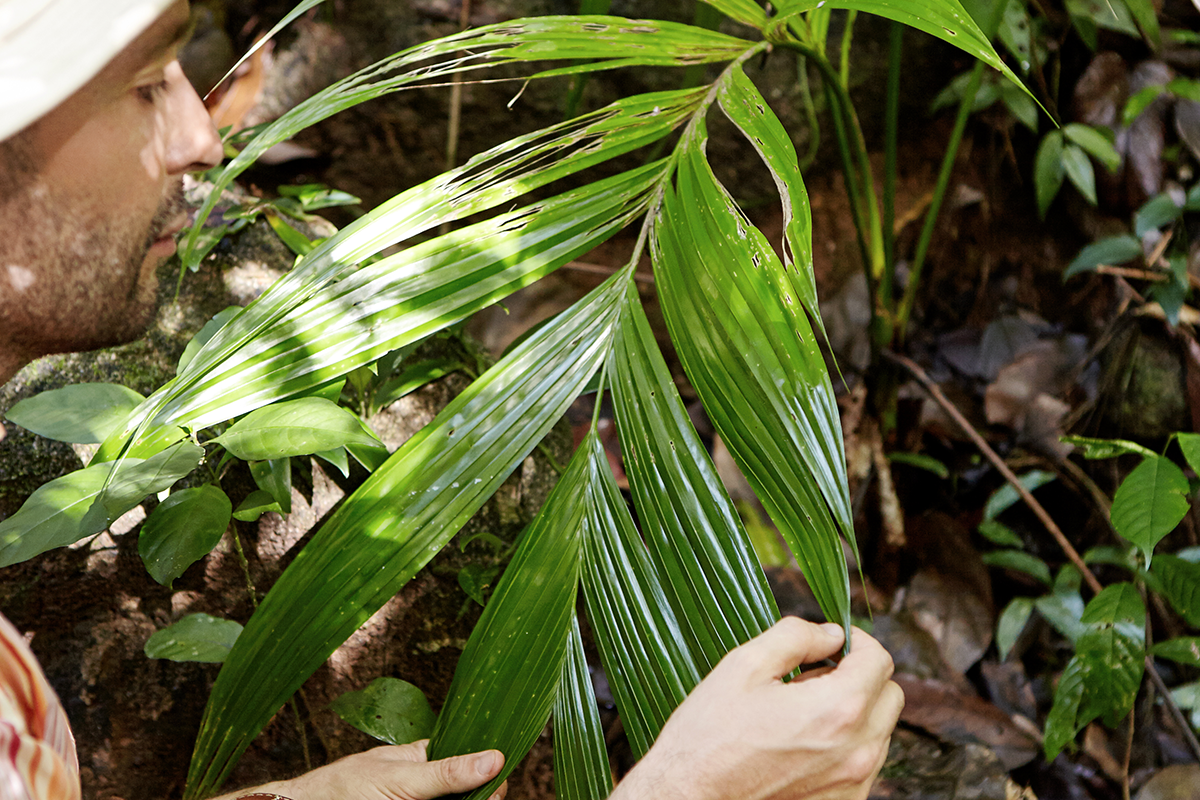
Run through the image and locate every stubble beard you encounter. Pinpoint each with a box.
[0,152,185,361]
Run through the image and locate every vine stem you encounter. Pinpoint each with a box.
[887,351,1200,764]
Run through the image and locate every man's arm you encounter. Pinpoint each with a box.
[613,618,903,800]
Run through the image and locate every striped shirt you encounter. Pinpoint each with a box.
[0,614,79,800]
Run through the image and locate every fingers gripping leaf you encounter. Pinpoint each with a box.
[652,119,854,633]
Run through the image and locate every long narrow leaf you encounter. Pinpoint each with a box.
[427,442,594,800]
[609,284,777,672]
[181,18,751,269]
[770,0,1029,101]
[185,273,629,798]
[652,118,854,632]
[699,0,769,28]
[161,163,667,430]
[717,65,824,340]
[580,433,701,758]
[552,617,613,800]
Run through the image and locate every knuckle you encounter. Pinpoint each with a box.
[435,755,465,787]
[840,744,881,785]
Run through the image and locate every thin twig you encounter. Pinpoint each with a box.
[1096,265,1168,282]
[887,352,1096,589]
[887,351,1200,765]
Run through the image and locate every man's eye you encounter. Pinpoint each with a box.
[136,80,169,103]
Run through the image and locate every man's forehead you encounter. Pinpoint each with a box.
[107,1,192,78]
[0,0,188,141]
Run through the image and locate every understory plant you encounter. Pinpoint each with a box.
[986,435,1200,758]
[0,2,1025,798]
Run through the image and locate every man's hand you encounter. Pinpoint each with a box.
[216,740,507,800]
[613,617,903,800]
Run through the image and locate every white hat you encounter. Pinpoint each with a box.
[0,0,174,141]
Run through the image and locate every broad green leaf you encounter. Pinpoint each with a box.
[428,431,595,800]
[700,0,769,28]
[1061,143,1097,205]
[1083,545,1137,571]
[610,286,778,673]
[1035,131,1064,218]
[977,519,1023,547]
[552,616,613,800]
[1152,554,1200,626]
[186,271,627,799]
[717,64,824,339]
[1035,584,1086,644]
[162,157,672,432]
[0,442,203,568]
[314,446,351,478]
[0,463,117,567]
[997,597,1033,660]
[1063,235,1143,278]
[266,213,316,256]
[653,117,853,632]
[331,678,436,746]
[1123,85,1166,126]
[1152,637,1200,667]
[1044,585,1146,758]
[1076,584,1145,727]
[1176,433,1200,475]
[144,613,243,663]
[1118,0,1159,48]
[1061,435,1154,459]
[983,470,1056,520]
[457,564,499,606]
[232,489,282,522]
[5,383,145,444]
[1065,0,1139,41]
[1135,192,1184,237]
[139,486,233,587]
[210,397,381,461]
[1168,77,1200,102]
[738,501,791,567]
[1062,124,1120,173]
[1044,655,1087,759]
[982,549,1052,585]
[250,458,292,514]
[580,432,701,757]
[1080,582,1145,629]
[84,441,205,534]
[1110,455,1189,565]
[178,307,241,374]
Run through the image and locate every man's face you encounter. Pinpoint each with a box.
[0,0,223,377]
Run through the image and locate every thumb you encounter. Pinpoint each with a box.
[730,617,845,681]
[400,749,505,800]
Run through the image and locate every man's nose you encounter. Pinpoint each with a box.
[163,60,223,175]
